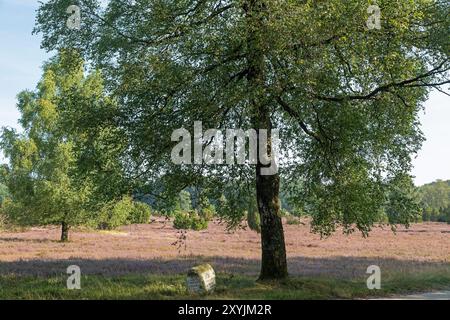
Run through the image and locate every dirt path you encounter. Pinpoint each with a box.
[383,290,450,300]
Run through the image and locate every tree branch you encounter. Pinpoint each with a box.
[275,96,322,143]
[314,60,449,102]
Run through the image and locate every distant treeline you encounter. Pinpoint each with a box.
[417,180,450,223]
[137,179,450,226]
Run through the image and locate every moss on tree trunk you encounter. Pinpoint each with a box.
[245,0,288,280]
[255,128,288,280]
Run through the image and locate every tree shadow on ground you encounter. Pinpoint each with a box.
[0,237,59,244]
[0,255,448,279]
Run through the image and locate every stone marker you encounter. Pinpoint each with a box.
[186,264,216,294]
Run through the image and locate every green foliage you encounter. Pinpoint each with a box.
[0,199,9,230]
[34,1,449,239]
[197,195,215,221]
[214,184,255,230]
[0,183,9,230]
[384,174,421,225]
[419,180,450,208]
[98,196,134,230]
[98,196,151,229]
[0,183,8,205]
[0,51,128,239]
[127,201,152,224]
[190,216,209,231]
[447,209,450,225]
[172,211,191,230]
[418,180,450,222]
[173,210,208,231]
[247,209,261,233]
[176,190,192,212]
[246,197,261,233]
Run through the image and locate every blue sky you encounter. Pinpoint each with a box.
[0,0,50,130]
[0,0,449,186]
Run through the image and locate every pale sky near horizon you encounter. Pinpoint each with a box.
[0,0,449,186]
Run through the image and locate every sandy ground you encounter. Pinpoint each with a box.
[0,218,449,278]
[384,291,450,300]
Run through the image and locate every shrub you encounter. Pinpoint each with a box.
[98,196,154,229]
[0,183,9,206]
[197,196,215,221]
[0,212,7,230]
[177,190,192,211]
[191,216,208,231]
[173,210,208,231]
[377,211,389,224]
[173,211,191,229]
[127,201,151,224]
[199,204,215,221]
[98,196,134,230]
[199,207,214,222]
[0,198,7,230]
[0,199,29,231]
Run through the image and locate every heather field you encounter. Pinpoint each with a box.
[1,218,450,277]
[1,218,450,299]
